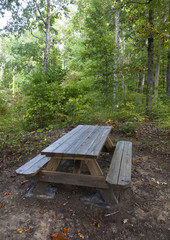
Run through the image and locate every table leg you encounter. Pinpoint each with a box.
[85,159,103,176]
[73,160,82,174]
[45,157,61,171]
[104,136,115,154]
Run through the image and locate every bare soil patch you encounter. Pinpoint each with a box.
[0,123,169,240]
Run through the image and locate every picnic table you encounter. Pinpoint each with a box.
[16,125,132,204]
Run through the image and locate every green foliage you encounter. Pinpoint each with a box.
[23,65,67,130]
[119,122,138,136]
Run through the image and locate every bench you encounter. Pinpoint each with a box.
[106,141,132,189]
[16,154,51,176]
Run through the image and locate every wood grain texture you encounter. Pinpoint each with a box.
[16,154,50,176]
[106,141,132,188]
[45,157,61,171]
[39,170,109,189]
[42,125,112,159]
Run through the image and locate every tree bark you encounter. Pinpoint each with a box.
[154,42,161,99]
[166,45,170,96]
[43,0,51,74]
[146,9,154,115]
[113,1,120,102]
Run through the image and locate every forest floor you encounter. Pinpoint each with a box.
[0,122,169,240]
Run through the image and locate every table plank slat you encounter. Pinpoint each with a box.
[41,125,84,154]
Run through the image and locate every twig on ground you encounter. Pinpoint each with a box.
[105,210,120,217]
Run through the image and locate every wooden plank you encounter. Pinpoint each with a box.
[70,126,105,156]
[106,141,132,188]
[104,137,115,153]
[16,154,50,176]
[85,159,103,176]
[56,125,95,154]
[45,157,61,171]
[38,170,109,189]
[66,125,101,155]
[41,125,84,154]
[85,126,112,156]
[106,141,124,184]
[42,125,112,159]
[118,141,132,187]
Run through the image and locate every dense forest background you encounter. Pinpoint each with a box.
[0,0,169,136]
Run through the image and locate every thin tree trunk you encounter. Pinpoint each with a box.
[139,73,145,94]
[146,9,154,115]
[154,42,161,99]
[113,1,120,101]
[13,75,15,97]
[105,55,108,98]
[166,45,170,96]
[43,0,51,74]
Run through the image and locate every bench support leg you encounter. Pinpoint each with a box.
[45,157,61,171]
[99,188,120,206]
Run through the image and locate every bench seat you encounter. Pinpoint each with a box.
[106,141,132,189]
[16,154,51,176]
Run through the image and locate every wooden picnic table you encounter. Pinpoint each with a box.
[16,124,132,204]
[40,125,114,189]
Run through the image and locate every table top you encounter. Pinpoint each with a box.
[41,125,112,159]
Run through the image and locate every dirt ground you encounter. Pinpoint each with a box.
[0,122,169,240]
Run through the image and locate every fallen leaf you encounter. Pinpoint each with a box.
[132,160,135,165]
[40,210,44,214]
[53,214,57,219]
[160,196,165,202]
[149,183,156,187]
[160,219,165,224]
[17,227,24,234]
[63,227,70,233]
[51,232,68,240]
[93,222,100,228]
[21,180,29,185]
[4,192,11,196]
[123,219,128,224]
[77,232,84,238]
[0,204,3,208]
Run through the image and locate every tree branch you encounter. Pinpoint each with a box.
[39,23,46,34]
[31,29,43,41]
[36,3,47,27]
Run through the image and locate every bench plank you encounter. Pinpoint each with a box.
[106,141,132,188]
[16,154,51,176]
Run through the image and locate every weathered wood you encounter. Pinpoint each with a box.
[82,127,112,156]
[16,154,50,176]
[104,137,115,153]
[73,160,82,174]
[106,141,132,188]
[66,126,103,155]
[42,125,112,159]
[45,157,61,171]
[41,125,84,154]
[39,170,109,189]
[85,159,104,176]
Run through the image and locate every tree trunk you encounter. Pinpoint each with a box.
[113,1,120,102]
[154,42,161,99]
[139,73,145,94]
[166,45,170,96]
[146,9,154,115]
[43,0,51,74]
